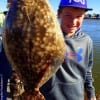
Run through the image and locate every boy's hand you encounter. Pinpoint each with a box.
[89,97,96,100]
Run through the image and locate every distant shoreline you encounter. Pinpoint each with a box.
[84,18,100,20]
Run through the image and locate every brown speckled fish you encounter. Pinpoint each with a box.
[3,0,66,99]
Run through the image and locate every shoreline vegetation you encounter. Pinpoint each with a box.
[84,17,100,19]
[84,14,100,19]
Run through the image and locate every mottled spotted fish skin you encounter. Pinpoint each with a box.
[3,0,66,98]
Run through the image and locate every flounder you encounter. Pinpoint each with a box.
[3,0,66,99]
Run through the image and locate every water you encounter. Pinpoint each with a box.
[82,19,100,93]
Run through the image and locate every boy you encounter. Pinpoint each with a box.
[40,0,96,100]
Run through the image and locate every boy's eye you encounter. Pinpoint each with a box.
[76,16,82,18]
[65,14,71,16]
[63,14,83,19]
[64,14,72,18]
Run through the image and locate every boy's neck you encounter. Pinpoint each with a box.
[67,33,74,37]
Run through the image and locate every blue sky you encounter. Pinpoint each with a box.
[0,0,100,14]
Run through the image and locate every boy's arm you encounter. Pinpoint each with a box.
[84,38,96,100]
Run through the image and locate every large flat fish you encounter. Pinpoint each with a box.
[3,0,66,99]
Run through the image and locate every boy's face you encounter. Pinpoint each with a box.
[58,7,86,36]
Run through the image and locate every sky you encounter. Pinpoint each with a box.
[0,0,100,14]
